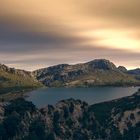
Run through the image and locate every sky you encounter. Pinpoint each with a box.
[0,0,140,71]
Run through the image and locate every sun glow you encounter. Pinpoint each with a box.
[82,29,140,52]
[0,0,140,69]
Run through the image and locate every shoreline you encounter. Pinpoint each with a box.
[0,88,37,102]
[0,85,140,102]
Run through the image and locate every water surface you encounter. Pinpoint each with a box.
[26,87,139,108]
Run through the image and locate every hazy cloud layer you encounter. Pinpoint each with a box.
[0,0,140,70]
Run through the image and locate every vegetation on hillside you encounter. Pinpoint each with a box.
[34,59,140,87]
[0,90,140,140]
[0,65,42,95]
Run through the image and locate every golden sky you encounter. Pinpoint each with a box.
[0,0,140,70]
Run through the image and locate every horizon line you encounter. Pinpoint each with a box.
[1,59,139,72]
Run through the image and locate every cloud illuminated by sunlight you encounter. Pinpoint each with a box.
[0,0,140,70]
[81,29,140,52]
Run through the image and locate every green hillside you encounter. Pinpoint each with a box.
[0,64,42,94]
[65,70,140,87]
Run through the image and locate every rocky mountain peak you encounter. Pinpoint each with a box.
[33,59,140,87]
[0,64,9,71]
[118,66,127,72]
[87,59,117,70]
[47,64,69,72]
[0,63,32,77]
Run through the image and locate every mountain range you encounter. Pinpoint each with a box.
[0,59,140,94]
[0,59,140,140]
[34,59,140,87]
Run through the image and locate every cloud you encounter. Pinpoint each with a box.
[0,0,140,70]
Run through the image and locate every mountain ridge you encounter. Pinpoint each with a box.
[0,64,42,94]
[1,59,140,94]
[33,59,140,87]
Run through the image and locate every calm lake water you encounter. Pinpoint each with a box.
[26,87,139,108]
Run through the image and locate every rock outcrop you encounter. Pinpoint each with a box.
[33,59,140,87]
[0,90,140,140]
[118,66,127,72]
[0,64,42,94]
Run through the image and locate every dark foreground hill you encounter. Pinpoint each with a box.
[0,89,140,140]
[34,59,140,87]
[0,64,42,94]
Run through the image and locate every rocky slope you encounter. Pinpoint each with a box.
[0,89,140,140]
[128,68,140,75]
[33,59,140,87]
[127,68,140,80]
[0,64,42,94]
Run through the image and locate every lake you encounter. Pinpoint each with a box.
[26,87,139,108]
